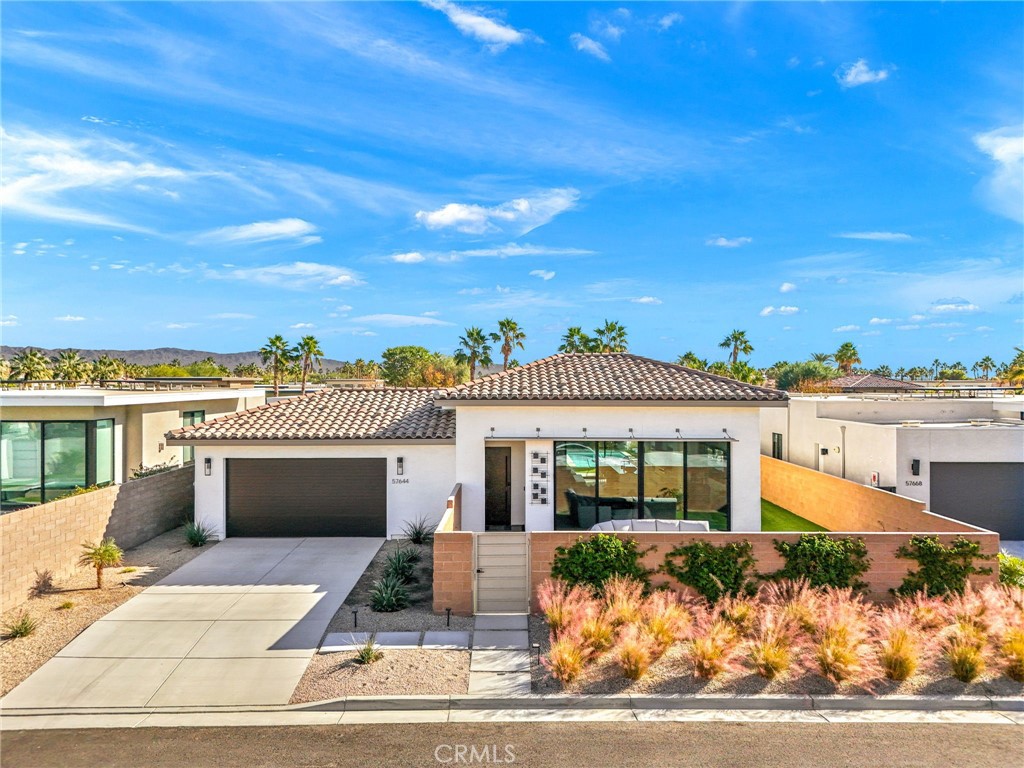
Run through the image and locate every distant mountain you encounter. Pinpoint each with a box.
[0,346,347,370]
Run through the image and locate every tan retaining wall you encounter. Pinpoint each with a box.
[1,467,194,612]
[760,455,979,533]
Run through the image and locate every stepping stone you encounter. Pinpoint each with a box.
[422,631,470,649]
[467,671,531,696]
[319,632,371,653]
[472,630,529,650]
[474,614,528,631]
[373,632,421,648]
[470,650,530,672]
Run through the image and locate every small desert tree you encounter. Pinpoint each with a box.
[79,538,124,589]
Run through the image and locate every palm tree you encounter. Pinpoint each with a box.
[51,349,89,381]
[296,335,324,395]
[907,366,929,381]
[9,349,51,385]
[707,361,731,376]
[676,351,708,371]
[558,326,595,354]
[873,365,892,378]
[810,352,833,364]
[454,327,493,380]
[260,334,296,396]
[727,361,766,385]
[593,320,628,353]
[78,538,123,589]
[91,355,123,382]
[0,358,10,380]
[894,367,907,380]
[932,358,943,379]
[976,356,996,379]
[490,318,526,370]
[834,342,861,374]
[719,330,753,365]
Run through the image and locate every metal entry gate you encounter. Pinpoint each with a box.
[474,533,530,613]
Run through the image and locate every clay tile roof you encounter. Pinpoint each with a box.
[435,353,787,402]
[831,374,916,390]
[166,388,454,442]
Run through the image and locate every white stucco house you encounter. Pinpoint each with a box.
[167,353,787,539]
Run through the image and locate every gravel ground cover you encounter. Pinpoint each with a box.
[0,526,214,696]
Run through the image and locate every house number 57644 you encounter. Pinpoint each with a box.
[392,478,410,485]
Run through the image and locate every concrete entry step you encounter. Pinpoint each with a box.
[467,671,531,696]
[474,614,528,631]
[472,630,529,650]
[470,650,531,673]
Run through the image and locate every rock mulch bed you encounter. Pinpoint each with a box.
[0,526,214,697]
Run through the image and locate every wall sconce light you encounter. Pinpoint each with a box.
[582,427,587,438]
[158,442,165,453]
[489,427,495,439]
[204,457,212,476]
[722,427,735,440]
[911,459,921,476]
[628,428,634,439]
[820,447,829,456]
[535,427,541,438]
[397,456,405,476]
[674,428,682,439]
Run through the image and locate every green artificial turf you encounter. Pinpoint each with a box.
[760,499,829,532]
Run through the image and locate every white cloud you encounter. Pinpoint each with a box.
[779,282,796,293]
[213,261,364,290]
[54,314,85,322]
[165,322,197,329]
[416,188,580,236]
[833,324,860,332]
[931,298,980,313]
[787,56,800,68]
[836,231,914,242]
[834,59,890,88]
[909,314,927,322]
[529,269,555,281]
[706,236,752,248]
[570,33,610,62]
[109,264,125,270]
[973,126,1024,223]
[631,296,662,305]
[194,218,321,247]
[454,242,592,259]
[457,287,487,296]
[975,325,994,332]
[209,312,256,320]
[336,304,353,312]
[1,315,19,327]
[391,251,425,264]
[421,311,441,317]
[760,305,799,316]
[63,239,74,246]
[927,322,964,329]
[869,317,893,325]
[351,313,454,327]
[897,324,920,331]
[862,330,882,336]
[422,0,532,52]
[591,19,624,41]
[289,322,315,329]
[658,13,683,31]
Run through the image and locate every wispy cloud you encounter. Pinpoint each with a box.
[869,317,893,325]
[289,322,315,329]
[454,242,591,259]
[760,305,799,316]
[569,33,610,62]
[590,18,624,42]
[833,324,860,332]
[657,13,683,31]
[415,188,580,235]
[391,251,426,264]
[779,282,796,293]
[193,218,322,247]
[211,261,364,290]
[931,298,980,313]
[529,269,555,280]
[54,314,85,322]
[351,313,454,327]
[973,126,1023,223]
[836,231,914,242]
[631,296,662,305]
[422,0,534,52]
[0,316,18,327]
[706,236,752,248]
[165,322,197,329]
[834,59,890,88]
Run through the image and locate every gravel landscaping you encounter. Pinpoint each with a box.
[0,526,215,697]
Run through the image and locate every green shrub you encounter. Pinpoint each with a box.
[894,536,994,597]
[384,547,420,584]
[57,601,75,611]
[998,551,1024,589]
[354,636,384,664]
[184,520,214,547]
[550,534,652,593]
[370,574,410,612]
[402,516,436,545]
[661,540,756,603]
[129,459,179,479]
[769,534,871,590]
[4,612,38,638]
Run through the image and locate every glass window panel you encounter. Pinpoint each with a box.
[94,419,114,486]
[1,422,42,507]
[642,441,685,520]
[182,411,204,463]
[43,422,86,502]
[554,441,598,529]
[596,441,639,522]
[685,442,730,531]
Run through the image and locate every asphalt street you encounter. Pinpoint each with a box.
[2,722,1019,768]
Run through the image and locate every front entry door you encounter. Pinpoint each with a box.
[484,447,512,530]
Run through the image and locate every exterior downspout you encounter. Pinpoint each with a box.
[840,425,847,479]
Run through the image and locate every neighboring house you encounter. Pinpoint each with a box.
[761,394,1024,538]
[0,380,265,509]
[167,353,787,539]
[830,374,917,393]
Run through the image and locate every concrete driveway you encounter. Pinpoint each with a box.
[2,537,382,709]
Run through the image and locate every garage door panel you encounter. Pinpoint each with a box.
[930,462,1024,539]
[227,458,386,537]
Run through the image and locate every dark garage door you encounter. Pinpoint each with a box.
[226,458,386,537]
[930,462,1024,539]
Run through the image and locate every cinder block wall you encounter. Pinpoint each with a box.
[760,455,979,533]
[432,531,474,615]
[1,467,194,612]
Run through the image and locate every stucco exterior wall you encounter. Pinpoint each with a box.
[193,442,456,539]
[450,403,767,532]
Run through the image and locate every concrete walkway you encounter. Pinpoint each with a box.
[468,614,531,695]
[1,537,382,709]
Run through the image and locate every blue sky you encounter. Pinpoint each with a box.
[1,2,1022,369]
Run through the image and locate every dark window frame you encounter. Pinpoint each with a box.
[771,432,784,459]
[181,410,205,464]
